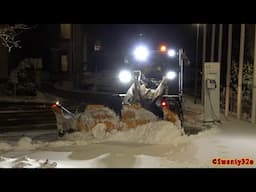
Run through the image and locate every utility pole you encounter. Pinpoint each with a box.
[218,24,223,63]
[237,24,245,119]
[251,24,256,123]
[211,24,216,62]
[225,24,233,117]
[201,24,207,104]
[194,24,200,104]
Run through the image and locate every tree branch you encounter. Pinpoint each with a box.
[0,24,35,52]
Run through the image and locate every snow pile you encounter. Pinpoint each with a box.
[47,140,77,148]
[77,105,120,131]
[107,121,188,145]
[122,105,158,122]
[63,131,93,141]
[16,137,35,150]
[0,134,92,152]
[62,125,116,144]
[0,156,57,168]
[92,123,107,139]
[54,120,188,146]
[189,126,221,139]
[0,142,12,151]
[1,137,36,151]
[84,105,120,122]
[0,137,35,152]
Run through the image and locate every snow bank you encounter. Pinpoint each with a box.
[47,140,76,148]
[189,126,221,139]
[0,142,12,151]
[16,137,35,150]
[52,120,188,146]
[92,123,107,139]
[0,134,91,152]
[107,121,188,145]
[0,156,57,168]
[0,137,36,151]
[122,105,158,122]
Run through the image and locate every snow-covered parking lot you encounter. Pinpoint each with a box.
[1,116,256,168]
[1,96,256,168]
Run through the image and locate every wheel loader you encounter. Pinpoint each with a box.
[51,46,188,137]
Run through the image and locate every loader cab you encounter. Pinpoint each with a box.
[125,46,181,96]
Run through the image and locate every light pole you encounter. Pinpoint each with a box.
[194,24,200,104]
[201,24,207,105]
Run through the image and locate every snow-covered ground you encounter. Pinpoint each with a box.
[1,96,256,168]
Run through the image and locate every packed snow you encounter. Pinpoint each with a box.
[106,121,186,145]
[0,156,57,168]
[0,143,12,151]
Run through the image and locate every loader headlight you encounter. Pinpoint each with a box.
[133,45,150,62]
[166,71,177,80]
[118,70,132,83]
[167,49,176,57]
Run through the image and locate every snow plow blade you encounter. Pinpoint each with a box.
[51,102,181,137]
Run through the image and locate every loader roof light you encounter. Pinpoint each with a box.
[166,71,177,80]
[133,45,150,62]
[167,49,176,57]
[56,101,60,105]
[160,45,167,52]
[118,70,132,83]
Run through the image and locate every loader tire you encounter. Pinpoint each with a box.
[58,130,65,137]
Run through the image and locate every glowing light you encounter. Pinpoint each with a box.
[161,100,168,108]
[166,71,177,80]
[160,45,167,52]
[118,70,132,83]
[167,49,176,57]
[133,45,150,62]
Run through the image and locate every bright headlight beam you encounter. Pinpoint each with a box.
[167,49,176,57]
[166,71,176,80]
[118,70,132,83]
[133,45,150,62]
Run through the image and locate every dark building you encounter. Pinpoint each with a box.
[0,24,105,88]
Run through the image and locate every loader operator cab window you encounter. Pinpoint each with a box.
[142,53,178,80]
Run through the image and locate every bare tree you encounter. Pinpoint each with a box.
[0,24,35,52]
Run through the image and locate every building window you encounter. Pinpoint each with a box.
[61,55,68,72]
[60,24,71,39]
[94,41,102,51]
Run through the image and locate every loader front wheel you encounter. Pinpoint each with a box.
[58,130,65,137]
